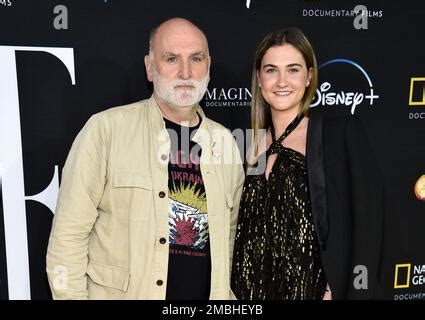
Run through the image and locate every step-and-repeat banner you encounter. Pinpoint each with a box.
[0,0,424,300]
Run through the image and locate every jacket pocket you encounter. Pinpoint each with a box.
[87,261,130,292]
[113,170,152,190]
[112,169,153,222]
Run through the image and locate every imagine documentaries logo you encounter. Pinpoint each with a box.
[204,87,251,107]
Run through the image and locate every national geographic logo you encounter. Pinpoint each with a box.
[394,263,425,300]
[394,264,411,289]
[408,78,425,120]
[204,87,252,107]
[394,263,425,288]
[409,78,425,105]
[0,0,12,7]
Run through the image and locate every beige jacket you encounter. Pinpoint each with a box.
[46,97,244,299]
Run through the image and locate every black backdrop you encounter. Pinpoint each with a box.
[0,0,424,300]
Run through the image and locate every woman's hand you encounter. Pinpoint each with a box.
[322,284,332,300]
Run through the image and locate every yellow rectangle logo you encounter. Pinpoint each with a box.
[394,264,411,289]
[409,78,425,105]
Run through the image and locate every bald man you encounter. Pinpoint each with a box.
[46,18,244,300]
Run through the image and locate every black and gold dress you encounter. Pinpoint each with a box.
[231,115,327,300]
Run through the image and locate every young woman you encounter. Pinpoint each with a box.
[231,28,384,300]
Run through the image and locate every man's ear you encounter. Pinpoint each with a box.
[144,55,153,82]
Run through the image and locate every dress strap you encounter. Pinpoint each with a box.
[267,114,304,156]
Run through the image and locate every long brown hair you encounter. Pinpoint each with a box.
[251,28,318,156]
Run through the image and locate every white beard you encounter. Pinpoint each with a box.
[152,65,210,107]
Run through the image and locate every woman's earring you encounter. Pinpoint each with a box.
[259,83,262,87]
[306,81,310,86]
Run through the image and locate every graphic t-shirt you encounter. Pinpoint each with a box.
[164,116,211,300]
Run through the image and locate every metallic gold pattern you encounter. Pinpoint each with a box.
[231,116,327,300]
